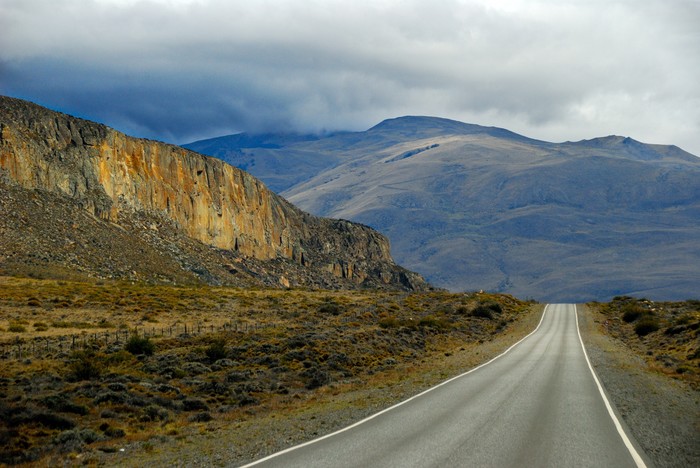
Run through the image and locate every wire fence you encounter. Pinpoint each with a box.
[1,320,275,360]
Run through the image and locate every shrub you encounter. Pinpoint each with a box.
[471,302,502,319]
[42,394,89,415]
[69,350,104,381]
[125,336,155,356]
[378,317,400,328]
[674,314,692,326]
[205,338,228,362]
[8,323,26,333]
[142,405,170,422]
[304,368,330,390]
[621,304,645,323]
[188,412,213,422]
[319,302,341,316]
[182,398,209,411]
[418,316,449,329]
[634,315,660,336]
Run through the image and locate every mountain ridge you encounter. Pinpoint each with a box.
[185,116,700,302]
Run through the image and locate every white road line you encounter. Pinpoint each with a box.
[242,304,550,467]
[574,304,648,468]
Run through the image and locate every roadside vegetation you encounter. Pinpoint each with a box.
[591,296,699,387]
[0,276,536,465]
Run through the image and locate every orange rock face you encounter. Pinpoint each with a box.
[0,100,317,261]
[93,132,297,259]
[0,96,428,290]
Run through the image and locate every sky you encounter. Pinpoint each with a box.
[1,0,699,155]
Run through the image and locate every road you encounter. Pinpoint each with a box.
[243,304,647,468]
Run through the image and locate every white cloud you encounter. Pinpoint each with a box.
[1,0,698,154]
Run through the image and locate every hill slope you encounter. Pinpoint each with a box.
[0,96,427,291]
[186,117,700,302]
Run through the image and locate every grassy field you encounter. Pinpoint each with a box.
[0,276,538,465]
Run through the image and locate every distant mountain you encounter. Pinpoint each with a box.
[186,116,700,302]
[0,96,427,291]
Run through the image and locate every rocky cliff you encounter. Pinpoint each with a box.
[0,96,427,290]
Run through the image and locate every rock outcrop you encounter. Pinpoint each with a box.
[0,96,427,290]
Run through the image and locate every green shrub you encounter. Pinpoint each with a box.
[205,338,228,362]
[471,302,502,319]
[378,317,400,328]
[621,304,645,323]
[418,316,449,329]
[634,315,660,336]
[8,323,27,333]
[319,302,341,315]
[125,335,155,356]
[69,350,104,380]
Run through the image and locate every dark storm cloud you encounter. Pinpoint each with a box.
[1,0,699,154]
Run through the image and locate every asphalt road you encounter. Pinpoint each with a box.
[243,304,647,468]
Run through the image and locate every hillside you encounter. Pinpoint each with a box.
[0,96,427,291]
[186,117,700,302]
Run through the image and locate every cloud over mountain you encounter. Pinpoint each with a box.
[1,0,699,155]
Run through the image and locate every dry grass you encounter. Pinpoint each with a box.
[0,276,539,465]
[591,296,699,386]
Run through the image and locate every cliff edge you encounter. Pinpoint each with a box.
[0,96,427,290]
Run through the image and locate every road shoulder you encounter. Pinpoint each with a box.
[577,304,699,468]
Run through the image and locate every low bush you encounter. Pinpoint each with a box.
[125,336,155,356]
[471,302,502,319]
[8,323,26,333]
[42,394,89,415]
[318,302,341,316]
[378,317,400,328]
[634,315,660,336]
[68,350,104,381]
[621,304,645,323]
[418,315,449,329]
[205,338,228,362]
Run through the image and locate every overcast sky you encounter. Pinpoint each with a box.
[1,0,699,155]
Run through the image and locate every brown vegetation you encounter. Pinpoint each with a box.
[0,276,536,465]
[591,296,699,387]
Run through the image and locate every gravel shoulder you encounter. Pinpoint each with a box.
[577,304,700,468]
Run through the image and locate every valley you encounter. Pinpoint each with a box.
[1,96,697,467]
[1,278,696,466]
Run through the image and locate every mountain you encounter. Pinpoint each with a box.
[0,96,428,291]
[186,116,700,302]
